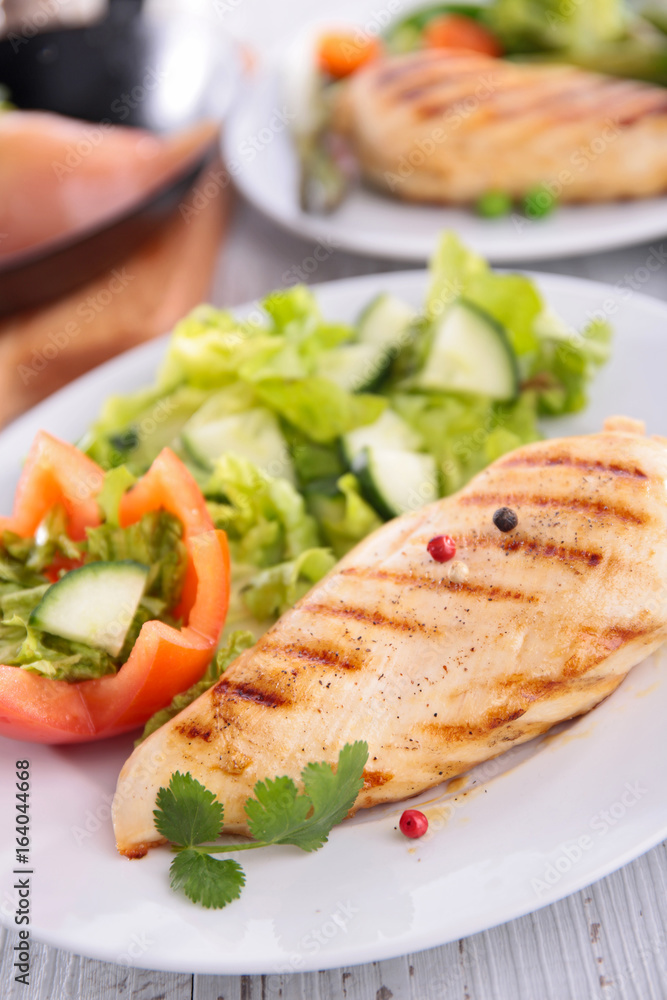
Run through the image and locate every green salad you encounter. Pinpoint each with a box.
[385,0,667,85]
[0,470,187,682]
[80,233,610,719]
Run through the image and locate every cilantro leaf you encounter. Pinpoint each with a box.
[154,772,223,847]
[169,849,245,909]
[245,775,312,844]
[244,741,368,852]
[293,740,368,851]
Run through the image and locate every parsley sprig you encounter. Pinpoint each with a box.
[153,741,368,909]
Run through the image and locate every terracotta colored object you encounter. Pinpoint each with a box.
[0,112,220,259]
[0,113,222,314]
[0,154,230,427]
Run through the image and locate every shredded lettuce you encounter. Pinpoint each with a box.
[485,0,627,52]
[0,474,188,682]
[242,548,336,621]
[309,474,383,558]
[205,454,320,567]
[254,378,386,443]
[528,312,613,416]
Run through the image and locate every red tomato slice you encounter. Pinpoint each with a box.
[0,433,230,744]
[317,32,383,79]
[423,14,502,57]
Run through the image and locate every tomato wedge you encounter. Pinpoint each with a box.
[317,32,383,79]
[0,432,230,744]
[423,14,502,57]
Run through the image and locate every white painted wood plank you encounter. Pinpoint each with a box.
[0,926,192,1000]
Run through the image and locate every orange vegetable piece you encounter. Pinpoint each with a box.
[0,432,230,744]
[318,31,383,79]
[423,14,502,57]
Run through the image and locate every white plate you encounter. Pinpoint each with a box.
[1,270,667,975]
[224,68,667,264]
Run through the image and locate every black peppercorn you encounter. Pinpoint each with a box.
[493,507,518,532]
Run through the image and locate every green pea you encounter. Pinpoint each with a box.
[476,190,513,218]
[523,184,558,219]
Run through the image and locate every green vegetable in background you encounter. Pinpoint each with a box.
[485,0,627,52]
[384,0,667,85]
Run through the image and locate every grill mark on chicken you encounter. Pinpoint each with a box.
[176,720,213,742]
[300,601,427,633]
[419,75,606,121]
[341,565,538,603]
[259,639,363,671]
[461,492,647,524]
[499,452,649,479]
[421,706,529,742]
[415,532,604,567]
[374,51,470,87]
[396,65,505,104]
[213,677,289,708]
[423,667,626,743]
[620,98,667,126]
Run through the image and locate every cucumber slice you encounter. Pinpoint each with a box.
[181,407,295,483]
[180,384,256,429]
[29,561,148,657]
[357,293,416,352]
[315,294,416,392]
[416,300,519,401]
[354,446,438,520]
[317,343,387,392]
[342,408,423,466]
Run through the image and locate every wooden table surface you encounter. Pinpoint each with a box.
[1,199,667,999]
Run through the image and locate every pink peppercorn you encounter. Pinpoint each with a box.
[399,809,428,839]
[427,535,456,563]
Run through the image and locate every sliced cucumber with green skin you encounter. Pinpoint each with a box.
[181,408,295,484]
[29,561,148,658]
[357,293,416,352]
[180,384,256,430]
[354,446,438,520]
[315,294,416,392]
[316,343,387,392]
[416,299,519,401]
[342,408,423,467]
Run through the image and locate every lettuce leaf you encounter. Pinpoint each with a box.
[528,313,612,415]
[427,232,543,358]
[426,232,611,414]
[81,384,210,473]
[392,391,541,495]
[486,0,627,52]
[254,378,386,443]
[205,454,320,568]
[242,548,336,621]
[309,473,383,558]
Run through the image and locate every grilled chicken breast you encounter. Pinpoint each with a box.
[331,50,667,203]
[114,417,667,857]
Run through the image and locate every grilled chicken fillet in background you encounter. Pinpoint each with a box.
[331,50,667,204]
[114,417,667,857]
